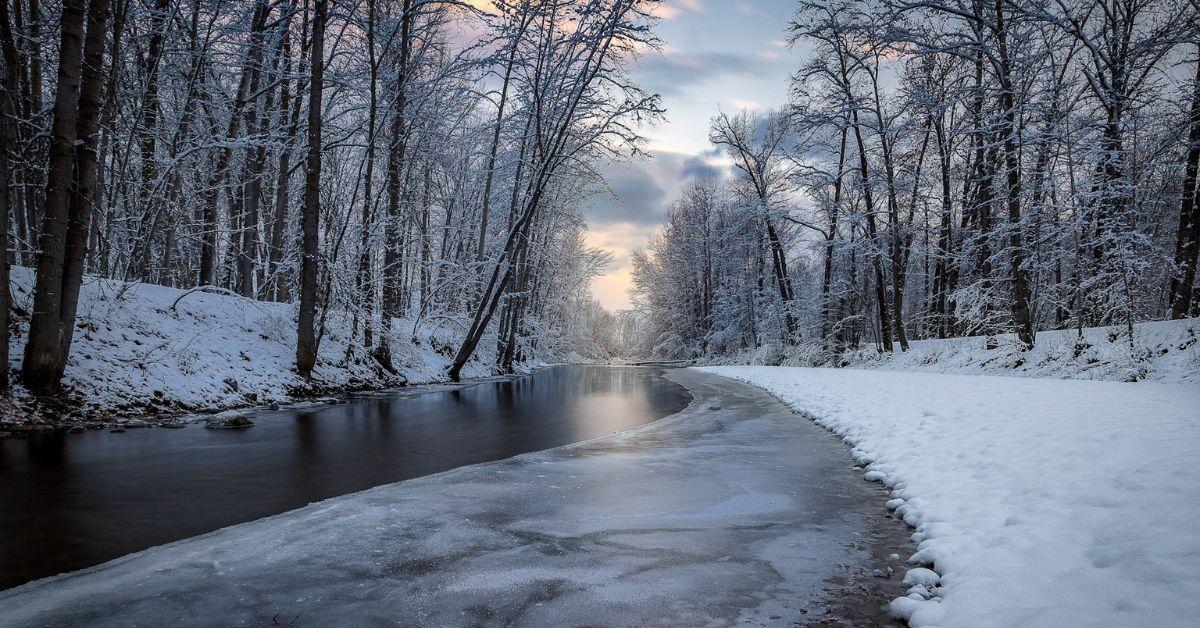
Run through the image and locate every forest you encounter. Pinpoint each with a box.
[1,0,1199,400]
[0,0,661,398]
[631,0,1200,363]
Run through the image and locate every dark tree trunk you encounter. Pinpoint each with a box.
[820,127,847,348]
[0,0,24,262]
[268,16,307,303]
[23,0,43,259]
[295,0,324,377]
[130,0,169,280]
[22,0,86,393]
[874,87,911,352]
[994,0,1035,348]
[237,0,283,298]
[848,106,894,352]
[354,0,378,349]
[932,114,955,339]
[764,215,796,342]
[1170,49,1200,319]
[23,0,111,394]
[196,0,269,287]
[419,165,431,307]
[0,25,14,392]
[377,0,412,368]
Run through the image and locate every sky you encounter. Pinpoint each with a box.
[582,0,802,310]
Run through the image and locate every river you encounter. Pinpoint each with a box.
[0,365,691,590]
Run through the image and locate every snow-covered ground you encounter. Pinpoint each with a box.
[700,365,1200,627]
[717,318,1200,384]
[0,370,909,626]
[3,266,496,427]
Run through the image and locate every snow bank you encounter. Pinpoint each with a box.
[699,366,1200,627]
[713,318,1200,384]
[4,266,489,425]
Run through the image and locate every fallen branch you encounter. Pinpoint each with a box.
[171,285,253,312]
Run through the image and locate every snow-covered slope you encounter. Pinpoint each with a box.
[4,267,490,426]
[700,366,1200,627]
[714,318,1200,383]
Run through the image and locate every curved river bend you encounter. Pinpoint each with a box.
[0,365,691,590]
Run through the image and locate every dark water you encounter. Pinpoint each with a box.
[0,365,691,591]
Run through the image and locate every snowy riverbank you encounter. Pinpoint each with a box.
[700,366,1200,627]
[2,267,498,430]
[710,318,1200,384]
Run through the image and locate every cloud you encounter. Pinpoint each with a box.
[582,163,668,227]
[648,0,704,20]
[581,147,736,310]
[633,50,776,97]
[727,97,761,110]
[735,1,770,17]
[581,148,736,227]
[680,154,722,180]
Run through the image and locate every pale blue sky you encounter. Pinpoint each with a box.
[585,0,802,310]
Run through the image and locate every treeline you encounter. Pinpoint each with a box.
[632,0,1200,361]
[0,0,662,395]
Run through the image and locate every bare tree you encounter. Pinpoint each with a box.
[710,110,800,344]
[447,0,662,381]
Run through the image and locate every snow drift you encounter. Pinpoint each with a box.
[701,365,1200,627]
[710,318,1200,384]
[2,266,490,426]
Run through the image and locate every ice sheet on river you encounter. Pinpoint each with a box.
[0,370,907,627]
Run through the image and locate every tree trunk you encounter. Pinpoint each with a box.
[820,127,847,348]
[872,80,910,352]
[0,28,14,392]
[355,0,378,349]
[419,165,431,307]
[377,0,412,368]
[932,114,955,339]
[994,0,1035,348]
[763,215,796,342]
[23,0,111,394]
[295,0,324,377]
[1170,49,1200,319]
[848,106,894,352]
[196,0,269,287]
[236,17,273,298]
[0,0,24,269]
[130,0,169,281]
[268,16,307,302]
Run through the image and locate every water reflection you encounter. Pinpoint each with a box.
[0,365,691,591]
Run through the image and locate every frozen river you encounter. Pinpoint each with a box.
[0,366,691,590]
[0,369,911,626]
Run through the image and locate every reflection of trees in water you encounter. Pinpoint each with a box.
[0,367,690,590]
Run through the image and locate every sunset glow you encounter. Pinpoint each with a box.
[584,0,799,310]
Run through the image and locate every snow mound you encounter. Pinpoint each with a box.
[4,266,487,424]
[700,365,1200,627]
